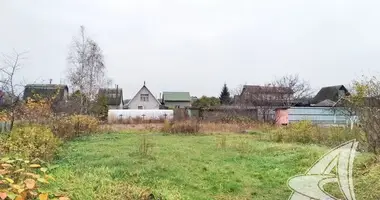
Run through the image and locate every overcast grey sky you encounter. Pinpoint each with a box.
[1,0,380,99]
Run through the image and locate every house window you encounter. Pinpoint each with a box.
[140,94,149,102]
[138,106,143,109]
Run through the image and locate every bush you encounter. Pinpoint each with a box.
[264,120,367,149]
[6,125,61,161]
[161,120,200,134]
[282,120,317,144]
[51,115,99,140]
[220,116,254,124]
[15,99,53,124]
[0,157,68,200]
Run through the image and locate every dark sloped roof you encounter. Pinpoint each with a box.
[242,85,294,94]
[313,99,336,107]
[98,88,123,106]
[311,85,349,104]
[162,92,191,102]
[23,84,68,101]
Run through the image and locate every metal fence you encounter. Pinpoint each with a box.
[288,107,356,126]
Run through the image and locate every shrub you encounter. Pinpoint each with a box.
[138,136,155,158]
[51,115,99,140]
[161,120,200,134]
[220,116,254,124]
[216,135,227,150]
[263,120,367,149]
[284,120,317,144]
[15,99,53,124]
[0,157,68,200]
[89,94,108,121]
[6,125,61,161]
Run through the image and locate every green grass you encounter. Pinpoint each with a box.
[46,133,378,200]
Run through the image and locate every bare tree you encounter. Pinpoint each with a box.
[344,75,380,154]
[272,74,313,101]
[67,25,106,114]
[330,84,357,129]
[86,39,105,100]
[0,50,27,130]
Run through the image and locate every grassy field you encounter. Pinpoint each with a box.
[46,133,379,200]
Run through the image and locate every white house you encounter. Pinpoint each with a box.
[125,82,161,109]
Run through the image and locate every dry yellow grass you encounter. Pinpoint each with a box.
[100,121,273,134]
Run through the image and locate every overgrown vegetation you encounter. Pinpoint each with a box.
[192,96,220,109]
[161,120,200,134]
[5,125,62,161]
[0,157,67,200]
[220,115,255,124]
[252,120,367,149]
[47,133,380,200]
[90,94,108,121]
[344,75,380,154]
[51,115,99,140]
[137,136,155,158]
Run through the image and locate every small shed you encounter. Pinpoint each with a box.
[274,107,289,125]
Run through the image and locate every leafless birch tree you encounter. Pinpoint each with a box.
[67,25,106,114]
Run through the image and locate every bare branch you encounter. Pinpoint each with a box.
[0,50,28,130]
[272,74,313,100]
[66,25,108,114]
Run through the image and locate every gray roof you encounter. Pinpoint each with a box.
[311,85,349,104]
[98,88,123,106]
[23,84,68,101]
[313,99,336,107]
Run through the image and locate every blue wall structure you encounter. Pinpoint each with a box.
[288,107,356,126]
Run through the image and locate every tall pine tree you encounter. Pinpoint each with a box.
[219,83,231,105]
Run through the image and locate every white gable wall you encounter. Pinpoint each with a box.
[127,86,160,109]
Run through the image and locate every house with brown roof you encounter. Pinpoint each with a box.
[98,87,124,109]
[236,85,294,106]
